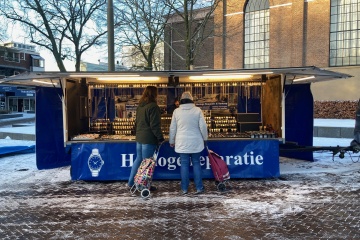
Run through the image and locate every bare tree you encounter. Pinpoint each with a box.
[165,0,222,70]
[0,0,107,72]
[0,25,7,43]
[114,0,173,71]
[0,4,8,44]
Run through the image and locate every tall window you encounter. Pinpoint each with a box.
[244,0,270,69]
[330,0,360,66]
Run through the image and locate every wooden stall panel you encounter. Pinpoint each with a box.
[262,76,282,137]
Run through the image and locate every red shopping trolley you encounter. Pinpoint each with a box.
[207,146,231,191]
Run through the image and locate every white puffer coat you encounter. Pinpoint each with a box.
[169,103,208,153]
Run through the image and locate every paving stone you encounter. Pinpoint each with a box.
[0,174,359,239]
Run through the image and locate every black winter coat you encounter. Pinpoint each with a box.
[135,101,164,144]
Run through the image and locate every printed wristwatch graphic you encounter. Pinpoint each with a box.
[88,148,104,177]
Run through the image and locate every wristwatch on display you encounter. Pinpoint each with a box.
[88,148,104,177]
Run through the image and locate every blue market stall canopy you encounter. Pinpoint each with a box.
[0,66,352,87]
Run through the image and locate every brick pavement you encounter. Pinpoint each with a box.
[0,169,359,240]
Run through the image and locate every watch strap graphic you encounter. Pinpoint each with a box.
[91,169,100,177]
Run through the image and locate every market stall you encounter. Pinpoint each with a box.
[0,67,351,180]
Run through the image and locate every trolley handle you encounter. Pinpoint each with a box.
[153,142,164,160]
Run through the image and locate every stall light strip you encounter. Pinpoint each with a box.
[202,72,273,76]
[189,75,252,80]
[69,74,140,78]
[32,80,58,85]
[293,76,315,82]
[97,76,160,81]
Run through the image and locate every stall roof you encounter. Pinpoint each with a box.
[0,66,352,88]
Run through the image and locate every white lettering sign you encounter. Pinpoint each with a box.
[120,152,264,170]
[121,154,135,167]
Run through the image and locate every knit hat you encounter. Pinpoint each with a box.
[180,91,193,101]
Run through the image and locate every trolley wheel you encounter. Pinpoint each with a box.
[141,189,150,199]
[217,182,226,192]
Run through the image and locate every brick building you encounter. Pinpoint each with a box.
[0,41,44,77]
[164,6,215,70]
[0,41,44,112]
[214,0,359,100]
[165,0,360,100]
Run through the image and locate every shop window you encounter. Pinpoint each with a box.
[244,0,270,69]
[4,52,20,62]
[9,98,17,112]
[330,0,360,66]
[33,58,44,68]
[24,99,30,111]
[30,99,35,111]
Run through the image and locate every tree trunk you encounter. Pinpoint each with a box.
[54,55,67,72]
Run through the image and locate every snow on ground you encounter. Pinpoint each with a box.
[314,118,355,127]
[0,119,359,223]
[0,126,35,134]
[0,138,68,185]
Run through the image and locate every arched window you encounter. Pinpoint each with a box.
[330,0,360,66]
[244,0,270,69]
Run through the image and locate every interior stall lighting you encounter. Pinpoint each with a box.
[97,76,160,81]
[189,74,252,80]
[293,76,315,82]
[32,79,58,85]
[68,74,140,78]
[202,71,273,76]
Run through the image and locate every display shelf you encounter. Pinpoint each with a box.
[90,119,111,132]
[209,116,237,134]
[161,116,172,135]
[112,118,135,135]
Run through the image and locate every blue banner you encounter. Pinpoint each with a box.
[71,139,279,181]
[36,87,71,169]
[0,145,35,156]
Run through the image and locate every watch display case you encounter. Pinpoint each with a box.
[70,79,282,142]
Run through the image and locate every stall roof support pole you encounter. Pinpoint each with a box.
[281,74,286,143]
[107,0,115,71]
[61,78,68,147]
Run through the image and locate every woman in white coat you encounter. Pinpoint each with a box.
[169,92,208,195]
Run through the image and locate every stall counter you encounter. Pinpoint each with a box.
[70,139,280,181]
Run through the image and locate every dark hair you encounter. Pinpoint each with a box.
[139,86,158,104]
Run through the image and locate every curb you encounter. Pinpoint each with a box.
[0,132,35,141]
[313,126,353,138]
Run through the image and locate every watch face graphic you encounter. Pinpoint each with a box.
[89,156,102,170]
[88,148,104,177]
